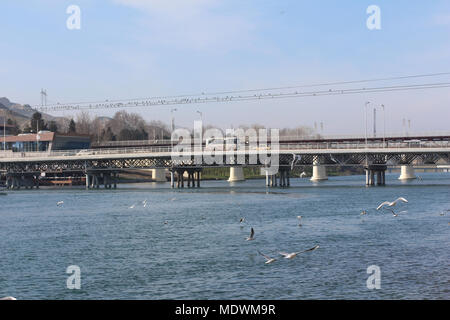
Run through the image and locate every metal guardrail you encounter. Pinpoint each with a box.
[1,140,450,159]
[90,131,450,147]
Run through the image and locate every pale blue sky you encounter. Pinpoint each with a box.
[1,0,450,134]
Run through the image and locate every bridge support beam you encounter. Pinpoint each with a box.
[399,165,416,180]
[310,161,328,182]
[228,167,245,182]
[152,168,166,182]
[173,168,201,188]
[365,165,387,186]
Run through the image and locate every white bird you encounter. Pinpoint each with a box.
[56,201,64,206]
[129,204,136,209]
[384,208,408,217]
[297,215,303,227]
[258,251,277,264]
[360,210,368,215]
[279,245,319,259]
[246,228,255,241]
[376,197,408,210]
[0,296,16,300]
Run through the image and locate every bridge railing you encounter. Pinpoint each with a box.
[1,140,449,159]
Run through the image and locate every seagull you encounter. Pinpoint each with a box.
[360,210,368,215]
[387,209,408,217]
[279,245,319,259]
[376,197,408,210]
[258,251,277,264]
[129,204,136,209]
[246,228,255,241]
[297,215,303,226]
[0,296,16,300]
[56,201,64,206]
[239,217,245,223]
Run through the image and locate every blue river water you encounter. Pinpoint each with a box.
[0,172,449,299]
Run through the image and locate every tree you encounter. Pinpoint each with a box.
[30,112,47,133]
[68,119,76,133]
[48,121,58,133]
[6,118,20,135]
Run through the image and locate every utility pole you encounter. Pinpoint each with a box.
[381,104,386,147]
[2,112,5,151]
[373,108,377,138]
[364,102,370,148]
[170,108,177,150]
[40,89,47,107]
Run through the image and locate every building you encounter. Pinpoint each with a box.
[0,117,16,136]
[0,131,91,152]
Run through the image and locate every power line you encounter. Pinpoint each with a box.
[35,71,450,108]
[36,81,450,112]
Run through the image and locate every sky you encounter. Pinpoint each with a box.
[1,0,450,135]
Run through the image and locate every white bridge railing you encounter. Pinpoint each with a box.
[1,140,450,159]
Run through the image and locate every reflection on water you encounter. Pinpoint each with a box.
[0,172,449,299]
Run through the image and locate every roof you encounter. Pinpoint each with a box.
[0,132,91,143]
[0,132,55,143]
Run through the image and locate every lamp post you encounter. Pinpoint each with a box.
[170,108,177,150]
[381,104,386,147]
[364,101,370,149]
[2,112,5,151]
[196,110,203,123]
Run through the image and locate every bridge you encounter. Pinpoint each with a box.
[1,133,449,189]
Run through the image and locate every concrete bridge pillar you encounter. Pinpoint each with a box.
[399,165,416,180]
[310,159,328,181]
[228,167,245,182]
[152,168,167,182]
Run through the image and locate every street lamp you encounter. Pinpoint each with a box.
[364,101,370,148]
[170,108,177,150]
[196,110,203,123]
[381,104,386,147]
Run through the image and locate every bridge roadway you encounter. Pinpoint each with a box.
[1,140,449,189]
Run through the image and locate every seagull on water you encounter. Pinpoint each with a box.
[239,217,245,223]
[56,201,64,206]
[0,296,16,300]
[376,197,408,210]
[246,228,255,241]
[279,245,319,259]
[360,210,368,215]
[258,251,277,264]
[297,215,303,227]
[129,204,136,209]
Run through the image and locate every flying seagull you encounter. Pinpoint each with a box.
[387,209,408,217]
[258,251,277,264]
[376,197,408,210]
[56,201,64,206]
[246,228,255,241]
[279,245,319,259]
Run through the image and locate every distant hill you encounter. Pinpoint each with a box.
[0,97,54,124]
